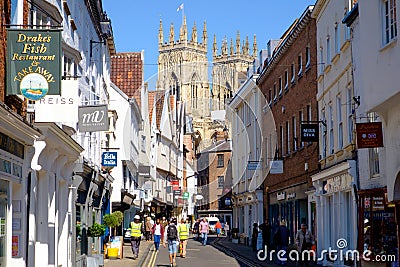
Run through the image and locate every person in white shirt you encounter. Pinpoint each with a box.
[151,218,164,251]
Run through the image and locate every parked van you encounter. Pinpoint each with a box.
[205,217,219,234]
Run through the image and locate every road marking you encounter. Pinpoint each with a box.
[147,249,157,267]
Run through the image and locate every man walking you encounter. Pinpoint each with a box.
[273,220,289,265]
[178,218,189,258]
[260,219,271,248]
[130,215,144,259]
[224,221,230,239]
[151,218,164,252]
[193,219,200,241]
[295,223,315,267]
[164,218,179,267]
[199,217,209,246]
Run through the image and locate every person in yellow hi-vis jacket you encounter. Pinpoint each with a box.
[178,218,189,258]
[130,215,144,259]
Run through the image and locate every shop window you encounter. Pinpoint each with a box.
[360,192,397,258]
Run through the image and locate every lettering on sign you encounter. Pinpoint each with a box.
[323,173,353,194]
[101,152,117,167]
[277,192,286,201]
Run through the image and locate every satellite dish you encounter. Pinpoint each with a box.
[195,195,203,200]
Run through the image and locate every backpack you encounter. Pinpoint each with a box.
[167,224,178,240]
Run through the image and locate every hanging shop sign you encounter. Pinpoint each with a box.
[356,122,384,148]
[138,166,150,177]
[270,160,283,174]
[182,192,190,200]
[247,161,261,170]
[78,105,109,132]
[6,29,61,101]
[300,123,319,142]
[101,152,117,167]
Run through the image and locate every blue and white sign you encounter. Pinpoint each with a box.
[247,161,261,170]
[102,152,117,167]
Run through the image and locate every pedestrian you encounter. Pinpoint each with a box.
[260,219,271,248]
[163,218,180,267]
[224,221,230,239]
[193,219,200,241]
[178,218,189,258]
[215,219,222,237]
[295,223,315,267]
[252,223,258,251]
[130,214,144,260]
[273,220,290,265]
[161,216,168,230]
[185,219,191,236]
[145,216,153,241]
[151,218,164,252]
[199,217,209,246]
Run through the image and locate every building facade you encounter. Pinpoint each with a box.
[311,0,358,265]
[257,6,319,243]
[344,1,399,263]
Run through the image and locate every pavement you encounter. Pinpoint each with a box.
[105,235,320,267]
[104,239,153,267]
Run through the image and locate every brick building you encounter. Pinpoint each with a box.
[197,132,233,224]
[256,6,319,241]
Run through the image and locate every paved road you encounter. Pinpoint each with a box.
[146,236,248,267]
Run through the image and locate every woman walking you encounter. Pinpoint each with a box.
[151,218,164,251]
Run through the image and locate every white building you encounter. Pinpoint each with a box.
[107,82,142,229]
[11,0,116,266]
[228,74,265,244]
[344,1,400,260]
[311,0,358,265]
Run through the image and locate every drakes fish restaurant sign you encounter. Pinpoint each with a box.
[6,29,61,101]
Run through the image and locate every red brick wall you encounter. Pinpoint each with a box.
[257,17,318,216]
[1,0,27,116]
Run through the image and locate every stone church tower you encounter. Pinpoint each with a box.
[212,32,257,110]
[157,17,210,119]
[157,17,257,150]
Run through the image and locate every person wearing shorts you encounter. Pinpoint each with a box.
[164,218,180,267]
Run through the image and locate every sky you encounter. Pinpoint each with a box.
[103,0,316,82]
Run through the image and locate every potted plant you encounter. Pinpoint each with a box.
[103,211,123,237]
[87,222,106,238]
[231,228,239,243]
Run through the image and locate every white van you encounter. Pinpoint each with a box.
[205,217,219,234]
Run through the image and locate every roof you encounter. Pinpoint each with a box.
[200,140,232,153]
[148,90,166,129]
[111,52,143,104]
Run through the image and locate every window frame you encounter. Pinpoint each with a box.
[382,0,398,45]
[217,176,224,188]
[217,154,224,168]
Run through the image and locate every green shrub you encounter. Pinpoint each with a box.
[87,222,105,237]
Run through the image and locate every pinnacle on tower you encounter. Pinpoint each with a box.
[180,16,188,41]
[230,38,234,55]
[158,19,164,45]
[236,31,240,54]
[213,34,217,57]
[253,34,258,57]
[245,35,250,56]
[169,23,175,43]
[222,36,228,56]
[202,20,207,46]
[191,21,198,43]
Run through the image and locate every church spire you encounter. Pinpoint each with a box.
[202,20,207,46]
[180,16,188,41]
[230,38,234,55]
[213,34,217,57]
[236,30,240,54]
[253,34,258,57]
[169,23,175,43]
[158,19,164,46]
[191,21,198,43]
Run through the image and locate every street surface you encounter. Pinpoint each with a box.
[147,236,250,267]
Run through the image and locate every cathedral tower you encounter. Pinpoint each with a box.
[157,17,210,119]
[211,31,257,110]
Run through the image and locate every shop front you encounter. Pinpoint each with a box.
[312,160,358,266]
[357,187,397,266]
[269,183,308,244]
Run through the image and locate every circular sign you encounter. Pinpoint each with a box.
[195,195,203,200]
[20,73,49,100]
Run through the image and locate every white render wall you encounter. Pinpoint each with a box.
[351,0,400,201]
